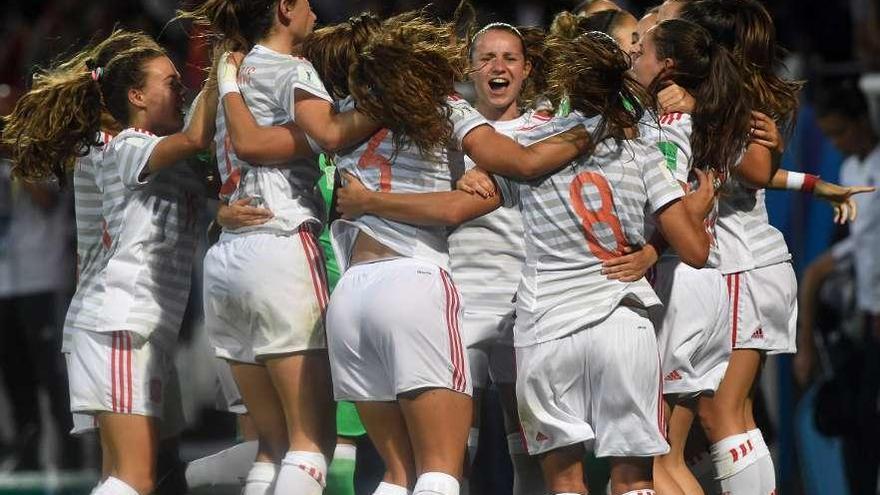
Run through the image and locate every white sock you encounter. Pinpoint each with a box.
[92,477,139,495]
[274,451,327,495]
[710,433,761,494]
[748,428,776,495]
[334,443,357,462]
[243,462,278,495]
[413,471,459,495]
[506,433,545,495]
[374,481,412,495]
[185,440,259,488]
[620,491,656,495]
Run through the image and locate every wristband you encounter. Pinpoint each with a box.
[785,171,819,192]
[217,53,241,99]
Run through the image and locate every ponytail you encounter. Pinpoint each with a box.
[544,30,645,144]
[349,12,462,156]
[1,29,163,184]
[650,18,752,178]
[2,69,102,183]
[177,0,278,51]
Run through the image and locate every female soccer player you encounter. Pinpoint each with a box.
[628,18,752,495]
[183,1,380,493]
[333,21,549,495]
[3,30,218,495]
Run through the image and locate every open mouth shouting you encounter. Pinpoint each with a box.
[488,77,511,95]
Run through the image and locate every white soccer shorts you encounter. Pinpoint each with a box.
[726,261,798,355]
[464,311,516,389]
[65,329,183,436]
[203,229,328,364]
[327,257,471,401]
[515,306,669,458]
[652,259,730,397]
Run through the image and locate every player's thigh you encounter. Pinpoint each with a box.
[229,360,288,459]
[399,388,472,477]
[355,401,416,488]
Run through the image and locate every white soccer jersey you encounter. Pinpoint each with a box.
[646,112,721,268]
[226,44,328,234]
[99,128,205,353]
[715,147,792,273]
[330,95,489,272]
[448,111,553,315]
[213,103,243,202]
[495,118,685,347]
[63,132,113,337]
[838,143,880,312]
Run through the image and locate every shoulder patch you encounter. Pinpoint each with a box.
[657,141,679,172]
[296,63,317,85]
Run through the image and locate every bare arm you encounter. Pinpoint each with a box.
[294,92,379,152]
[653,169,715,268]
[336,171,501,225]
[793,250,835,387]
[461,125,591,180]
[146,86,218,174]
[222,92,316,164]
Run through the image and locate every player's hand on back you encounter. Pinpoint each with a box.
[658,83,695,114]
[601,244,660,282]
[683,168,717,222]
[337,171,372,219]
[749,111,784,154]
[216,198,274,229]
[456,167,496,199]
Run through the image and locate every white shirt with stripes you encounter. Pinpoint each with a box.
[330,95,489,272]
[213,103,243,203]
[646,112,721,268]
[495,116,685,347]
[715,173,791,275]
[99,128,204,353]
[62,132,113,347]
[225,44,328,235]
[449,110,551,316]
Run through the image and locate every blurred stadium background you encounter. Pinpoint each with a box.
[0,0,879,494]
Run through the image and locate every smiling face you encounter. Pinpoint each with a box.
[469,28,531,121]
[133,55,185,135]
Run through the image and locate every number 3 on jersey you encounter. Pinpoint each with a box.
[569,171,628,260]
[358,129,392,191]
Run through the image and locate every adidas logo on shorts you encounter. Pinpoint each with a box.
[751,328,765,339]
[535,431,549,442]
[664,370,683,381]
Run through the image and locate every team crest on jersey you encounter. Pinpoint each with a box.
[656,141,679,172]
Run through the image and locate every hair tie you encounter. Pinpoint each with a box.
[90,67,103,82]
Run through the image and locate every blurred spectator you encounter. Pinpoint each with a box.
[797,80,880,493]
[0,156,78,471]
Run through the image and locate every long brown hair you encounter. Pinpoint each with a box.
[302,13,383,100]
[649,18,751,177]
[681,0,802,133]
[544,29,646,145]
[1,30,164,183]
[349,12,463,156]
[177,0,280,51]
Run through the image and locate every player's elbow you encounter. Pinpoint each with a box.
[678,243,709,269]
